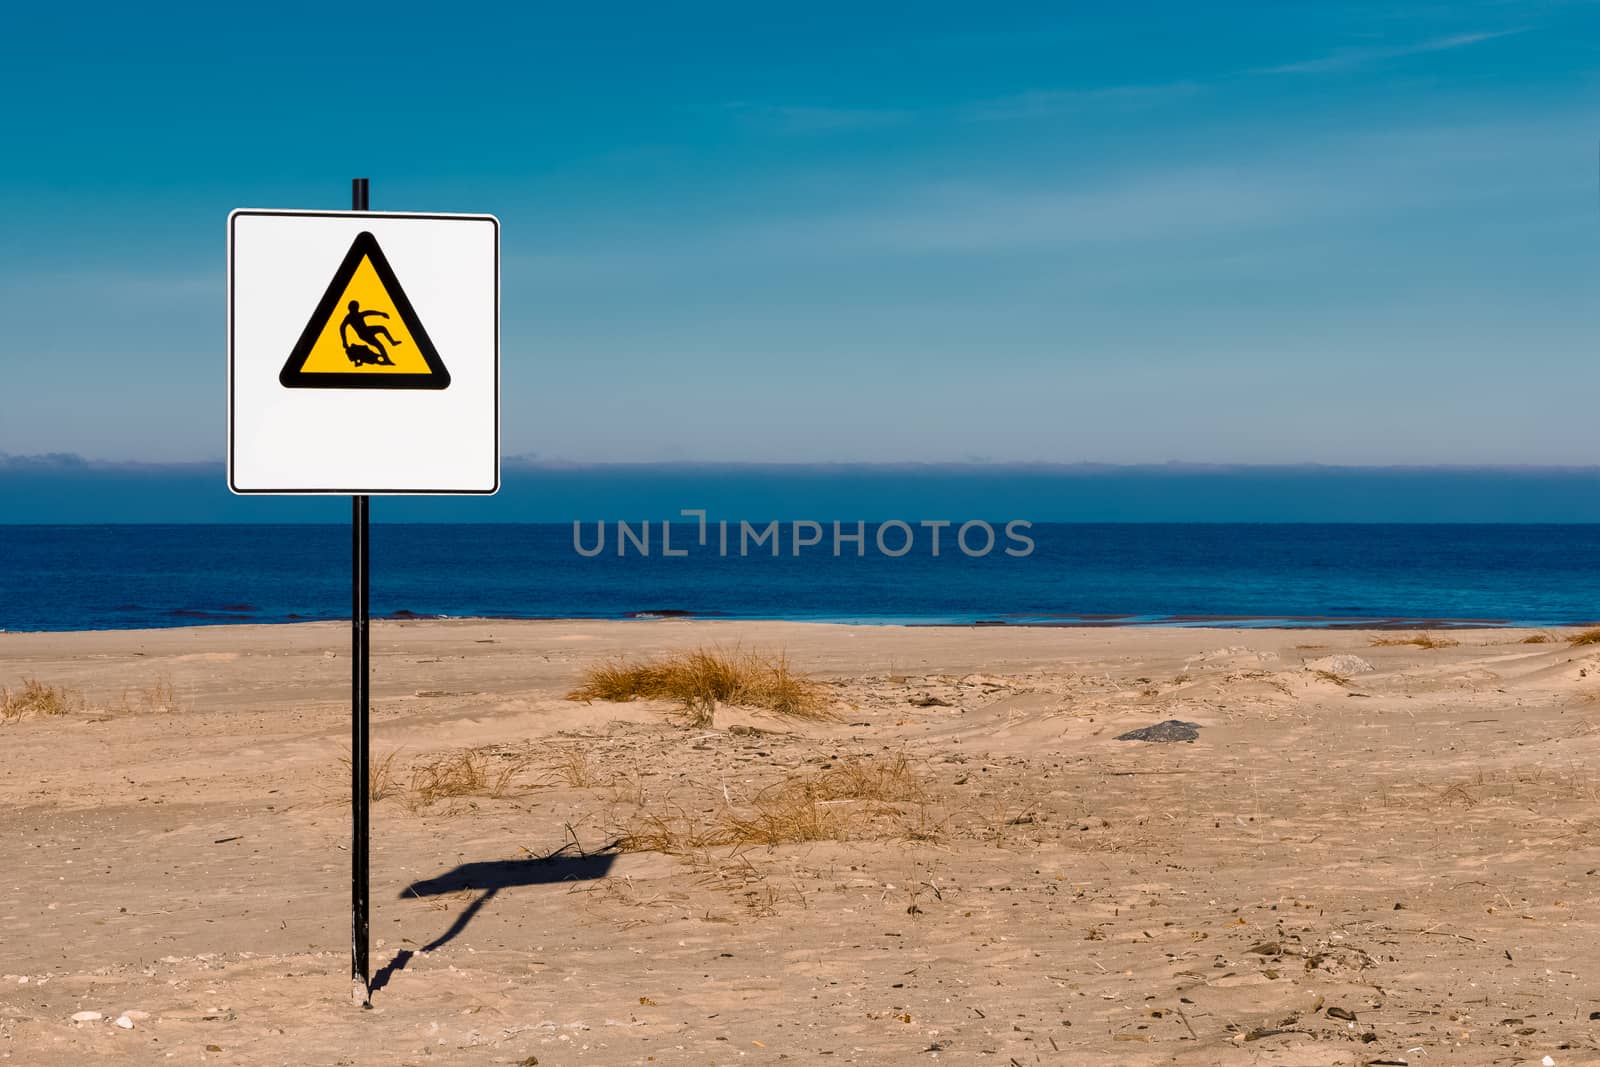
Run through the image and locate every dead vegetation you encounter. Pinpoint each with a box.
[718,791,840,848]
[102,675,182,716]
[330,746,533,809]
[611,795,842,854]
[114,675,181,714]
[1568,628,1600,647]
[1368,634,1459,649]
[408,748,530,809]
[568,646,828,723]
[1,679,83,721]
[338,749,404,802]
[611,753,931,855]
[3,675,181,723]
[544,745,603,788]
[805,752,924,803]
[1520,633,1553,644]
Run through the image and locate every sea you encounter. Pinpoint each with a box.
[3,523,1600,633]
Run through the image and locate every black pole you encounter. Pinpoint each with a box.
[350,176,372,1007]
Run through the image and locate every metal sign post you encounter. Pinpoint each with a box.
[351,176,373,1008]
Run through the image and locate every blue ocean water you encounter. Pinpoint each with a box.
[2,523,1599,633]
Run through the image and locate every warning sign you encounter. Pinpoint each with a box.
[228,209,498,494]
[279,231,450,389]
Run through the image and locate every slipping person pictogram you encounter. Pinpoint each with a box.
[279,230,451,389]
[341,301,403,367]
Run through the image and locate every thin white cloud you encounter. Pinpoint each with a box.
[719,112,1579,257]
[515,171,1297,272]
[1258,29,1521,74]
[513,111,1584,280]
[758,171,1298,253]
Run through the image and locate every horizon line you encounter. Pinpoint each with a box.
[9,452,1600,476]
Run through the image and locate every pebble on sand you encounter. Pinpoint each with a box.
[114,1015,134,1029]
[70,1011,102,1023]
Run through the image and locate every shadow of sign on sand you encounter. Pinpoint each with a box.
[371,851,617,995]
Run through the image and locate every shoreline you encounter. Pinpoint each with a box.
[4,611,1596,637]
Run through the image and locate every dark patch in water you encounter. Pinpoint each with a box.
[168,607,256,619]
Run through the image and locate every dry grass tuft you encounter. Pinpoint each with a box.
[1569,628,1600,647]
[116,675,181,714]
[410,750,488,805]
[570,659,674,703]
[805,753,924,803]
[372,750,403,801]
[408,748,528,809]
[612,795,841,853]
[1369,634,1459,649]
[1520,633,1553,644]
[611,808,712,856]
[546,745,603,789]
[568,646,828,723]
[612,753,930,855]
[718,791,839,848]
[338,749,404,802]
[1,679,83,721]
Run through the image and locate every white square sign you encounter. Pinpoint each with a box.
[228,210,500,494]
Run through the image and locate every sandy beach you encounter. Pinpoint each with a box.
[2,619,1598,1065]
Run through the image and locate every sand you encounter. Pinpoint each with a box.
[2,619,1598,1065]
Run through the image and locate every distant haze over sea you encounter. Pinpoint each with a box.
[8,454,1600,523]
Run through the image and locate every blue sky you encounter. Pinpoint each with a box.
[2,2,1597,466]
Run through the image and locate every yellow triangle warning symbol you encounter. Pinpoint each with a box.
[279,232,450,389]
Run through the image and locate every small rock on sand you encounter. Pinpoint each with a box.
[1115,720,1201,743]
[908,693,951,707]
[1306,654,1374,675]
[114,1015,134,1030]
[71,1011,102,1023]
